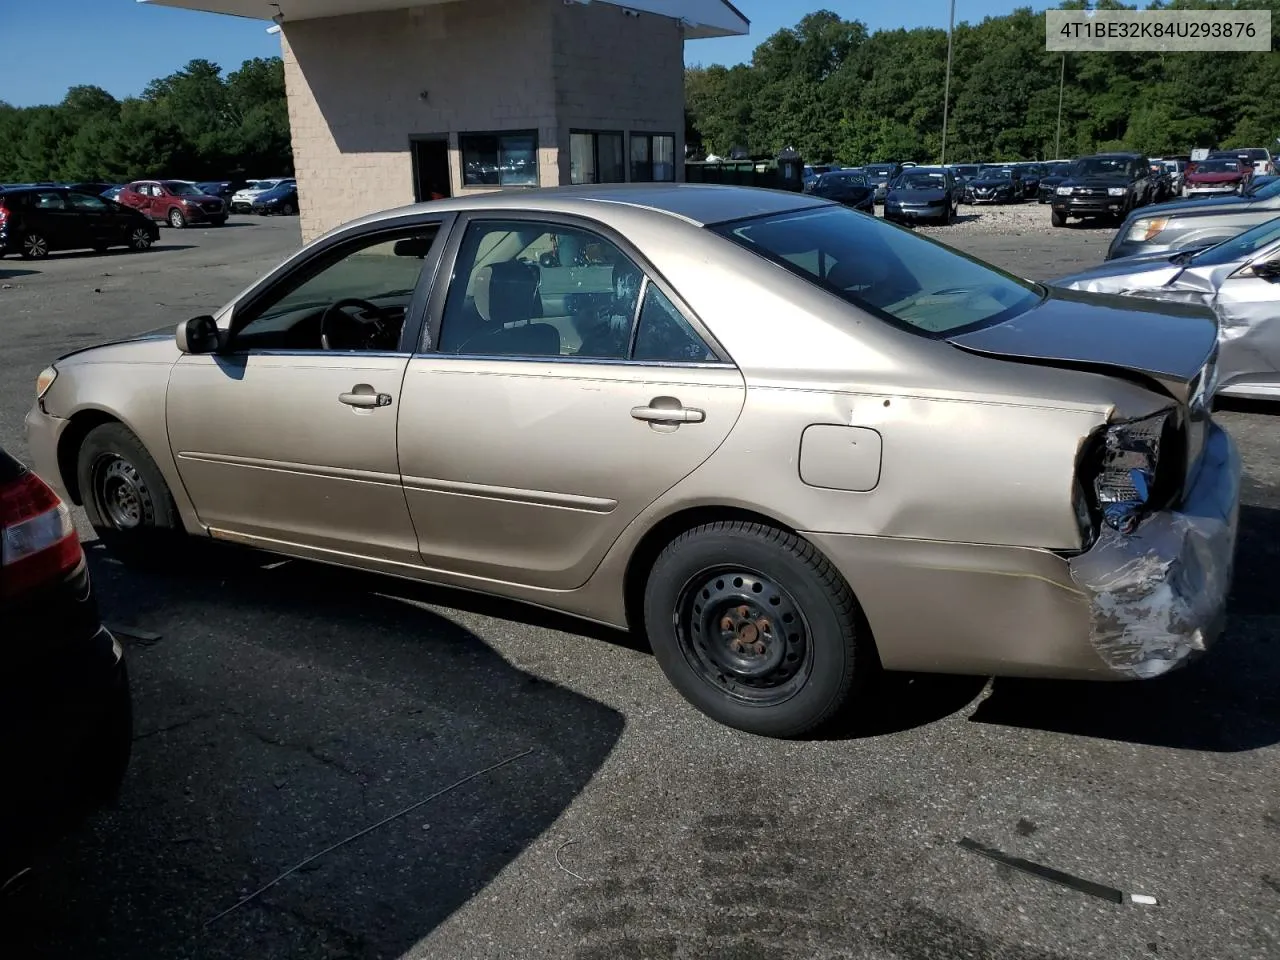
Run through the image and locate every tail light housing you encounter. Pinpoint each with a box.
[0,196,9,229]
[1077,411,1184,538]
[1,469,83,599]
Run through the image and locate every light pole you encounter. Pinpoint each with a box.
[1054,53,1065,159]
[940,0,956,164]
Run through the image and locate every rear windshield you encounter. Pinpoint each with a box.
[865,164,896,175]
[818,173,866,186]
[1195,160,1241,173]
[1191,215,1280,267]
[714,206,1041,337]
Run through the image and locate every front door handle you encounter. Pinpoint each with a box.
[631,402,705,424]
[339,386,392,408]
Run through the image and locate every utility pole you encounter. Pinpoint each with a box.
[1054,53,1066,159]
[940,0,956,164]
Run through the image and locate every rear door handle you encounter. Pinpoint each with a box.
[631,404,705,424]
[339,388,392,408]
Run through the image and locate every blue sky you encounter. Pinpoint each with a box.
[2,0,1027,107]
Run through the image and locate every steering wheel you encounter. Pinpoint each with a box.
[320,298,392,351]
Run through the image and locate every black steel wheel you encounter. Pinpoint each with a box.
[644,521,872,738]
[675,567,813,706]
[76,422,184,566]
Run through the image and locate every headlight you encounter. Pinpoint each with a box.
[1082,412,1178,534]
[1056,186,1072,196]
[1107,187,1126,197]
[1126,217,1168,242]
[35,366,57,401]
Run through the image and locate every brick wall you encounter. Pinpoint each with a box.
[281,0,688,242]
[551,2,686,184]
[282,0,558,241]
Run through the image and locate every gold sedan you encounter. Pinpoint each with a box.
[25,185,1240,737]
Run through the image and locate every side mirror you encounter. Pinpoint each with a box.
[1253,260,1280,282]
[176,315,220,354]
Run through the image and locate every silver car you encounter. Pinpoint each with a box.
[1108,178,1280,260]
[1057,215,1280,400]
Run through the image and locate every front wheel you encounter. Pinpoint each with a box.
[280,201,296,216]
[168,207,187,229]
[1051,209,1067,228]
[643,522,871,738]
[76,422,185,567]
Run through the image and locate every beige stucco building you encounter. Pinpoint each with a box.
[141,0,749,241]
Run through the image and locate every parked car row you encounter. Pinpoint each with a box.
[805,166,962,225]
[0,176,299,259]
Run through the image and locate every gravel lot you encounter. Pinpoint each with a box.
[2,206,1278,960]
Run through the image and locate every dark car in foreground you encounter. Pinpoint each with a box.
[805,170,874,212]
[967,167,1020,204]
[1051,153,1154,227]
[118,180,227,228]
[0,186,159,259]
[1036,161,1074,202]
[1107,176,1280,260]
[884,167,958,224]
[250,180,300,216]
[0,446,131,881]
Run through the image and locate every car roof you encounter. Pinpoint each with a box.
[347,184,828,230]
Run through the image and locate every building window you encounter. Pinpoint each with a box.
[460,131,539,187]
[570,131,626,185]
[630,133,676,183]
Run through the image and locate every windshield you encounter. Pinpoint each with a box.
[164,181,203,196]
[714,206,1041,337]
[895,173,945,190]
[1073,157,1130,177]
[1046,162,1072,175]
[866,164,895,176]
[953,165,979,176]
[1194,160,1241,174]
[1191,215,1280,267]
[980,169,1012,181]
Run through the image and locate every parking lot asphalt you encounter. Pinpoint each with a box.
[2,210,1278,960]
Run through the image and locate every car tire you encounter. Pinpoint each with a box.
[280,201,296,216]
[1051,209,1067,228]
[20,231,50,259]
[643,521,871,738]
[77,422,186,567]
[168,207,187,229]
[127,226,153,251]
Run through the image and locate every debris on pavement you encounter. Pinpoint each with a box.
[958,837,1153,905]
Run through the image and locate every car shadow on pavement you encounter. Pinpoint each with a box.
[0,266,40,279]
[4,550,625,960]
[970,503,1280,752]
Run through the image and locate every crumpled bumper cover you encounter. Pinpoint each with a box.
[1068,422,1239,679]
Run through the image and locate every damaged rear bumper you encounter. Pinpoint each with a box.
[803,424,1239,681]
[1068,421,1239,679]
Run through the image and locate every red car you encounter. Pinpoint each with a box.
[1183,158,1252,200]
[117,180,227,228]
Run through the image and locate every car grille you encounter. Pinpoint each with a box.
[202,201,223,212]
[1069,187,1108,197]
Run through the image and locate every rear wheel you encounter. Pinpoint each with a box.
[76,422,185,567]
[280,201,296,216]
[168,207,187,229]
[20,232,50,259]
[1051,209,1067,228]
[643,521,871,738]
[127,226,153,251]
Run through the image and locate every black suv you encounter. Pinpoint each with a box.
[1050,153,1155,227]
[0,186,160,259]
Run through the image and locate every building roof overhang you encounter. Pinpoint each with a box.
[138,0,749,39]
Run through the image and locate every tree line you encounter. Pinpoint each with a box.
[686,1,1280,165]
[3,2,1277,182]
[0,58,292,184]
